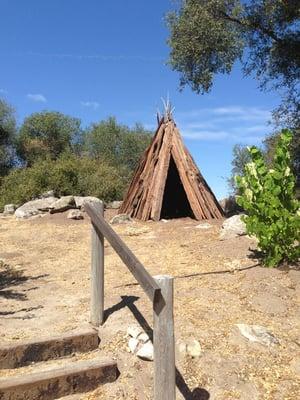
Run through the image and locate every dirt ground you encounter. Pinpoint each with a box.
[0,210,299,400]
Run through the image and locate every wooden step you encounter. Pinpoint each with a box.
[0,358,117,400]
[0,328,99,369]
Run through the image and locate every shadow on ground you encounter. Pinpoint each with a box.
[105,295,210,400]
[0,260,48,304]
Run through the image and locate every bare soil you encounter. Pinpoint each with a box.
[0,211,299,399]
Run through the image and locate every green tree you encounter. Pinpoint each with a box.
[84,117,152,171]
[17,111,82,166]
[0,99,17,176]
[228,143,251,193]
[167,0,300,127]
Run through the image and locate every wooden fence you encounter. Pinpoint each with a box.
[85,202,175,400]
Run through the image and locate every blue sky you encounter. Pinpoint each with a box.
[0,0,280,199]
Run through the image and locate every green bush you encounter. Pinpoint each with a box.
[236,129,300,267]
[0,153,127,211]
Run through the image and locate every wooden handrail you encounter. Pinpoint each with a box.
[85,203,161,303]
[86,201,175,400]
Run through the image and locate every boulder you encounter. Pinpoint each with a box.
[110,213,132,224]
[15,197,57,219]
[106,200,123,209]
[219,214,246,240]
[236,324,279,346]
[49,196,76,214]
[67,210,84,220]
[3,204,16,215]
[74,196,102,210]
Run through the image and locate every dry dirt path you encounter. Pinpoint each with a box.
[0,212,299,399]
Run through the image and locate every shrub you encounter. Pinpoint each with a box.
[236,129,300,267]
[0,153,127,211]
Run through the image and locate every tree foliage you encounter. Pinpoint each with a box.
[0,153,126,211]
[83,116,152,171]
[167,0,300,127]
[228,143,252,193]
[236,130,300,267]
[0,99,16,176]
[17,111,82,166]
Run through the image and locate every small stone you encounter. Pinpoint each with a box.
[187,339,202,357]
[161,219,169,223]
[136,341,154,361]
[3,204,16,215]
[106,200,123,209]
[127,326,143,339]
[128,338,139,354]
[195,223,212,229]
[236,324,279,346]
[110,214,132,224]
[138,333,150,343]
[67,210,84,220]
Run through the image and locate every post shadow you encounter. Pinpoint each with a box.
[104,295,210,400]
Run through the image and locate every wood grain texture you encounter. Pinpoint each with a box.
[153,275,175,400]
[90,201,104,326]
[119,117,224,221]
[85,203,160,303]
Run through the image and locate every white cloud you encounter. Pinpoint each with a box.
[0,88,8,94]
[177,105,271,144]
[81,101,100,110]
[27,93,47,103]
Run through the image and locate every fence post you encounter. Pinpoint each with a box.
[153,275,175,400]
[90,201,104,326]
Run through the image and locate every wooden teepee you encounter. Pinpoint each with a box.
[119,110,224,221]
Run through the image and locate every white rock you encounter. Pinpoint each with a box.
[236,324,279,346]
[128,338,139,354]
[219,214,246,240]
[49,196,75,213]
[178,339,202,358]
[161,219,169,223]
[67,210,84,220]
[110,214,132,224]
[136,341,154,361]
[127,325,143,339]
[138,333,150,343]
[3,204,16,215]
[15,197,57,219]
[74,196,102,209]
[196,223,212,229]
[106,200,123,209]
[186,339,202,357]
[40,190,55,199]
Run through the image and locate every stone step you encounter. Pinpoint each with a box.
[0,328,99,369]
[0,358,117,400]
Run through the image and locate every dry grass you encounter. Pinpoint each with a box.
[0,212,299,399]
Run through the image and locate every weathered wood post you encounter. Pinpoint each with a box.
[153,275,175,400]
[90,201,104,326]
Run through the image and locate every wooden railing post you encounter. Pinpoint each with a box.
[153,275,175,400]
[90,201,104,326]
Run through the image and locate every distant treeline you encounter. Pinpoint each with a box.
[0,99,153,210]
